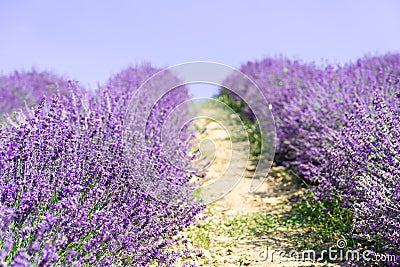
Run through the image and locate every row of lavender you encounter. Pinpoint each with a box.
[225,54,400,266]
[0,66,204,266]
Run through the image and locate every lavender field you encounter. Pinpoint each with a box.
[222,53,400,266]
[0,54,399,266]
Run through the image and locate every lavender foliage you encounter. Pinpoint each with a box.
[225,54,400,182]
[315,93,400,266]
[224,53,400,265]
[0,65,204,266]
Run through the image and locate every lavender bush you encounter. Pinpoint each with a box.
[223,53,400,265]
[0,69,69,116]
[314,93,400,266]
[225,54,400,182]
[0,65,204,266]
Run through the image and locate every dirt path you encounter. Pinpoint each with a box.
[178,103,339,267]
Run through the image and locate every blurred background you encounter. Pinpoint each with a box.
[1,0,399,97]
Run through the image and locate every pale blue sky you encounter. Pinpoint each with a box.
[1,1,399,97]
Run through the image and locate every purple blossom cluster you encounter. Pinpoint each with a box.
[224,53,400,265]
[226,54,400,182]
[0,69,69,116]
[314,93,400,266]
[0,65,204,266]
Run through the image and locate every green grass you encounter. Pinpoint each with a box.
[186,219,213,250]
[218,213,280,238]
[214,89,262,159]
[280,192,354,251]
[185,190,353,263]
